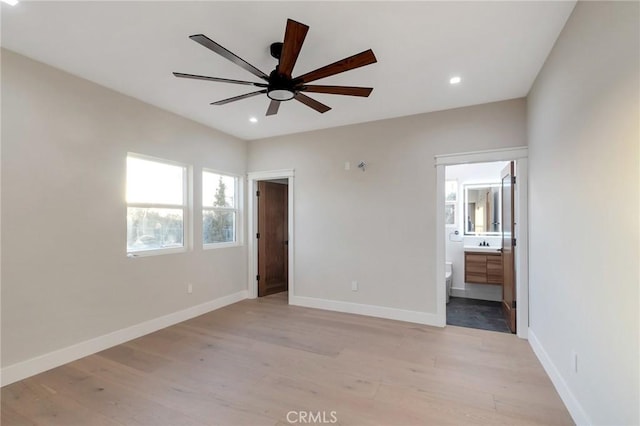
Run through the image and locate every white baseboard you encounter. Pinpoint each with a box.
[290,295,443,327]
[1,290,248,387]
[528,328,591,426]
[450,287,502,302]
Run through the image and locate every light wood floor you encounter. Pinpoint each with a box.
[2,293,573,425]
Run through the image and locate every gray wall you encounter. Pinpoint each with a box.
[1,50,248,367]
[528,2,639,424]
[248,99,526,315]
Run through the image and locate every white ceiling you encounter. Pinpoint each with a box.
[1,1,575,140]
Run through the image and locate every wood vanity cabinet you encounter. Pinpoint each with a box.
[464,251,503,285]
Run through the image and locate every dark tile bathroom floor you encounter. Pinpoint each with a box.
[446,297,511,333]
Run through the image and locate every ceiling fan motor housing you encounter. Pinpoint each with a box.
[267,69,296,101]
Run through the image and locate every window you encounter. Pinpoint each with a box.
[445,180,457,226]
[126,154,187,254]
[202,170,238,247]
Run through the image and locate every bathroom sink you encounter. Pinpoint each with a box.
[463,246,502,253]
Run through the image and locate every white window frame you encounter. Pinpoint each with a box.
[202,169,242,249]
[126,153,189,257]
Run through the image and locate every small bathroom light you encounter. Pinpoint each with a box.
[249,116,258,124]
[1,0,19,5]
[449,76,462,85]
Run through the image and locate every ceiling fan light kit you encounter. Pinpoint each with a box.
[173,18,377,116]
[267,89,295,101]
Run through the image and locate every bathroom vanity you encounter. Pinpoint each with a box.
[464,250,503,285]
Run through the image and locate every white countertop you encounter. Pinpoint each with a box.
[463,246,502,253]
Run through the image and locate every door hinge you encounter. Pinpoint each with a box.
[256,190,260,197]
[512,176,516,185]
[512,300,517,309]
[256,275,260,281]
[513,238,516,247]
[256,233,260,239]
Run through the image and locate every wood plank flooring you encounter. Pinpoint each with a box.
[1,293,573,425]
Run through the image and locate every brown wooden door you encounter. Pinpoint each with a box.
[501,162,516,333]
[257,181,288,297]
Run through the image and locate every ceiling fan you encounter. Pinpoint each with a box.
[173,19,377,116]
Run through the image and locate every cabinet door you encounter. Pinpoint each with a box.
[486,255,503,284]
[465,254,487,283]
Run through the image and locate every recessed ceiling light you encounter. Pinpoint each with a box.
[1,0,19,6]
[249,117,258,124]
[450,76,462,85]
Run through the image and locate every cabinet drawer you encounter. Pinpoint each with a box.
[487,272,503,284]
[466,263,486,274]
[466,254,487,263]
[486,254,503,284]
[487,275,502,285]
[466,273,487,284]
[487,259,502,273]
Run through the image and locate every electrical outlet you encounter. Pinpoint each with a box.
[187,283,193,294]
[351,280,358,291]
[572,350,578,373]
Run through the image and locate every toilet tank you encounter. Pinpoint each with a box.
[445,261,452,276]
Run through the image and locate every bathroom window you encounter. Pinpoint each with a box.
[445,180,457,226]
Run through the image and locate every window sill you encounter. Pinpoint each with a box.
[127,247,186,258]
[203,242,242,250]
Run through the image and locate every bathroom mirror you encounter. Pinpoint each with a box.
[464,183,501,235]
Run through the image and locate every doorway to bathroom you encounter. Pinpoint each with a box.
[435,147,528,338]
[444,161,510,333]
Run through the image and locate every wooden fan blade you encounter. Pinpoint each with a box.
[266,100,281,116]
[173,72,268,87]
[295,49,377,84]
[189,34,269,81]
[210,90,267,105]
[279,19,309,78]
[301,85,373,97]
[294,93,331,113]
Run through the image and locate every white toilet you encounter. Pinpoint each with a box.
[445,262,453,304]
